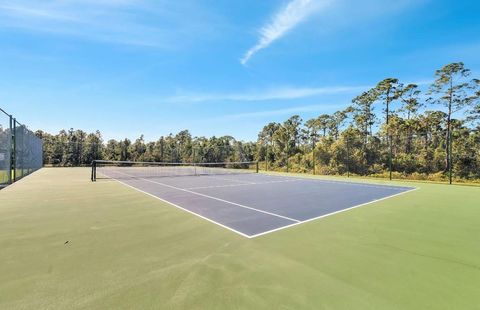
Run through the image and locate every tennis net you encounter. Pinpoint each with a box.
[91,160,259,181]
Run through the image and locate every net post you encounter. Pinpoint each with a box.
[256,161,259,173]
[91,160,96,182]
[192,147,197,176]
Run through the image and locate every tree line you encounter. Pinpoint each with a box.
[36,62,480,182]
[35,129,257,167]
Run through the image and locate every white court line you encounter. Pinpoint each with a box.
[99,173,252,238]
[259,173,415,190]
[97,171,418,239]
[201,173,413,191]
[249,187,419,238]
[113,170,301,223]
[186,179,302,190]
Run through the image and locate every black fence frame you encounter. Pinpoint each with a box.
[0,107,43,187]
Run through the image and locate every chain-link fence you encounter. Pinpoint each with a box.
[14,121,43,180]
[0,109,12,186]
[258,131,480,184]
[39,126,480,184]
[0,108,43,187]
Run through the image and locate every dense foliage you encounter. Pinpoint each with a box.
[36,129,257,167]
[36,63,480,182]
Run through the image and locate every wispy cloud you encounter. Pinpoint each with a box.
[241,0,331,65]
[222,103,344,119]
[0,1,217,48]
[191,103,345,126]
[167,85,368,103]
[167,78,434,106]
[240,0,428,65]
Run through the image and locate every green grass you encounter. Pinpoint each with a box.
[1,168,479,309]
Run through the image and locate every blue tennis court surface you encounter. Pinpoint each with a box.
[99,172,416,238]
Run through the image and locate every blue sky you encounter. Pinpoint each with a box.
[0,0,479,142]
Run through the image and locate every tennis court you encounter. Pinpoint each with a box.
[3,168,480,309]
[93,161,416,238]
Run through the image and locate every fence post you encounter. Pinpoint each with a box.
[312,142,316,175]
[8,115,13,184]
[266,144,269,171]
[346,137,350,178]
[12,118,16,182]
[286,140,289,173]
[449,130,453,185]
[388,135,392,181]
